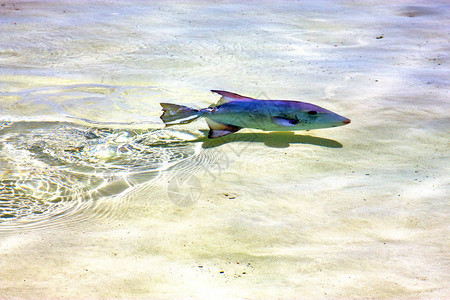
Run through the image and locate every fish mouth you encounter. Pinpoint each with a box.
[343,118,351,124]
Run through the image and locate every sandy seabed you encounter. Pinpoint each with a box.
[0,0,448,298]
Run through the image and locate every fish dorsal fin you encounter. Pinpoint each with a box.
[206,118,241,138]
[211,90,255,105]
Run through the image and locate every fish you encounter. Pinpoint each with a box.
[160,90,350,139]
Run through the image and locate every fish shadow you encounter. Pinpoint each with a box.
[195,131,343,149]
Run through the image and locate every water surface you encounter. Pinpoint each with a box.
[0,0,448,298]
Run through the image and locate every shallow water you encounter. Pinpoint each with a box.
[0,0,449,298]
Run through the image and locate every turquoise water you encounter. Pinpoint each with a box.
[1,1,448,298]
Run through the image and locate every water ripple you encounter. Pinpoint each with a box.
[0,121,203,231]
[0,83,163,126]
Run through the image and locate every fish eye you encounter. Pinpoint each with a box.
[307,111,317,115]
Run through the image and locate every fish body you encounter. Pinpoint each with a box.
[160,90,350,138]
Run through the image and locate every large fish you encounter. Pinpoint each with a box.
[160,90,350,138]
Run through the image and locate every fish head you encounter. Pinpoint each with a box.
[293,102,351,129]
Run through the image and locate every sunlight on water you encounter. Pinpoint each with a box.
[0,121,202,229]
[0,0,448,298]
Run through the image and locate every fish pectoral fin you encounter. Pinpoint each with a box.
[206,119,241,138]
[272,116,299,127]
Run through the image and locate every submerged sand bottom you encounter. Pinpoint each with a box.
[1,133,447,298]
[0,0,449,298]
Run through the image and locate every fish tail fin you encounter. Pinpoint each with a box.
[160,103,202,126]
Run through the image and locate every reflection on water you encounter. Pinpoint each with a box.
[0,1,448,298]
[0,121,201,229]
[0,120,346,227]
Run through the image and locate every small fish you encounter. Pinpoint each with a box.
[160,90,350,139]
